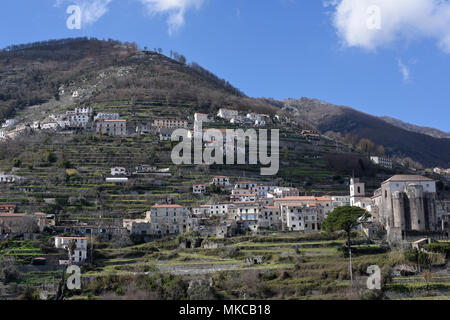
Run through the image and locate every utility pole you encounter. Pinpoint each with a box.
[349,247,353,284]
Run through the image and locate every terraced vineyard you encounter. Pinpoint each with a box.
[49,232,445,300]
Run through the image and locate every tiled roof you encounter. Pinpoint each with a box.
[0,213,25,217]
[151,204,183,208]
[383,175,433,183]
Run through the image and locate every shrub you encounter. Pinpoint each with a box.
[423,243,450,258]
[360,289,383,300]
[12,158,21,167]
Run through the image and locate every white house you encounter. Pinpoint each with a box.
[211,176,230,187]
[217,108,238,120]
[1,119,15,128]
[41,122,59,130]
[194,113,210,123]
[74,107,92,115]
[105,177,129,183]
[234,181,258,189]
[0,173,21,183]
[193,184,207,194]
[153,118,188,129]
[54,236,87,264]
[111,167,127,176]
[281,205,320,232]
[370,156,393,169]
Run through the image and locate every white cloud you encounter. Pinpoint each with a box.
[397,59,411,82]
[139,0,205,35]
[55,0,112,26]
[55,0,205,33]
[326,0,450,53]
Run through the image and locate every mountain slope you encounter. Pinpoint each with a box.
[380,116,450,139]
[0,38,276,122]
[1,38,448,168]
[272,98,450,168]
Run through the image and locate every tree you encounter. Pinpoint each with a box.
[12,158,21,167]
[322,206,371,282]
[0,256,22,284]
[357,138,376,155]
[45,150,57,164]
[323,206,371,250]
[68,240,76,258]
[376,145,385,156]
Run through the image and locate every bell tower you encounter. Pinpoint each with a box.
[350,178,365,206]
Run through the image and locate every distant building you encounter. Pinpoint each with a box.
[210,203,232,216]
[370,156,393,169]
[330,195,351,208]
[274,196,333,218]
[192,205,211,217]
[94,113,120,122]
[74,107,92,115]
[217,108,238,120]
[67,109,91,128]
[436,201,450,231]
[193,184,207,194]
[234,181,258,190]
[54,236,87,264]
[281,204,320,232]
[149,204,191,235]
[0,205,16,214]
[272,187,299,198]
[350,178,366,206]
[260,206,282,229]
[211,176,230,187]
[136,165,157,173]
[122,219,152,235]
[301,130,321,140]
[0,212,43,234]
[0,173,21,183]
[96,119,127,136]
[111,167,127,176]
[159,128,175,141]
[153,118,188,129]
[371,175,438,233]
[1,119,15,128]
[194,113,210,123]
[105,177,129,183]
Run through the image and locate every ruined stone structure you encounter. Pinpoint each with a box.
[371,175,438,232]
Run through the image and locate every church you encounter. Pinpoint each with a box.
[350,175,438,233]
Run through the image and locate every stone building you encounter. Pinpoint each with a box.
[371,175,438,232]
[96,119,127,136]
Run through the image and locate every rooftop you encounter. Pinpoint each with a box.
[277,196,331,202]
[151,204,183,208]
[383,175,434,183]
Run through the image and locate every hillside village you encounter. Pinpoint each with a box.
[0,39,449,300]
[0,103,449,300]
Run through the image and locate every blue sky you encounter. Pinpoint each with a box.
[1,0,450,132]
